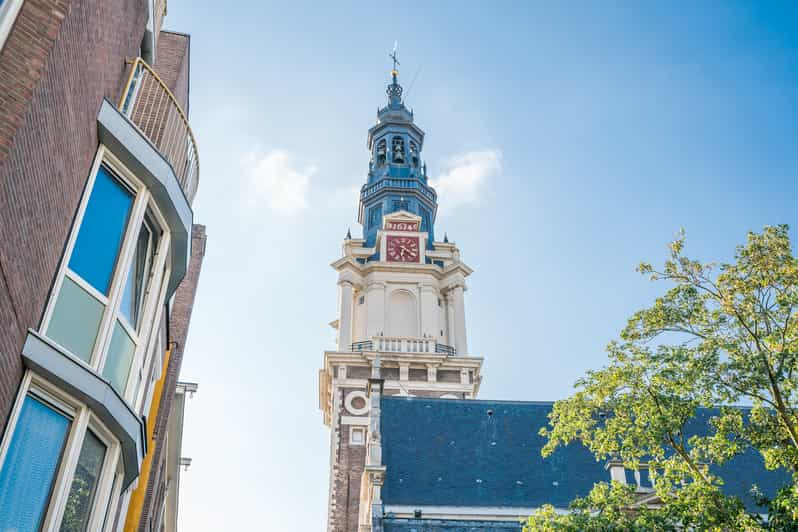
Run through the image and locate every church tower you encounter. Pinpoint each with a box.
[319,60,484,531]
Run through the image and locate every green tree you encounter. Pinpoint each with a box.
[526,225,798,531]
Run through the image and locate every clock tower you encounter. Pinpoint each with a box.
[319,63,483,532]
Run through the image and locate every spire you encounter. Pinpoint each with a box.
[345,227,352,240]
[387,45,403,106]
[359,51,437,248]
[443,232,449,243]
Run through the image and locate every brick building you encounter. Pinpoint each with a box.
[0,1,204,531]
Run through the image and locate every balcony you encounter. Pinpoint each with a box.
[119,57,199,203]
[360,177,437,204]
[351,337,456,356]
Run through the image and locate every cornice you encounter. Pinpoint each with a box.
[322,351,484,371]
[332,248,473,280]
[338,270,363,288]
[319,351,485,422]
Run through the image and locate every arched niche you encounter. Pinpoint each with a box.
[387,289,418,337]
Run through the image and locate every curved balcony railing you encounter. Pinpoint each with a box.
[119,57,200,203]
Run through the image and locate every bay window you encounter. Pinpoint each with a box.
[41,147,171,403]
[0,375,122,532]
[0,145,176,528]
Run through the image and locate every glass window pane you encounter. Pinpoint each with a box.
[120,222,153,329]
[0,395,71,532]
[68,166,133,295]
[102,321,136,395]
[59,430,107,532]
[47,276,104,363]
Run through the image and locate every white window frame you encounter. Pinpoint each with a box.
[0,371,123,532]
[98,462,125,532]
[0,0,24,52]
[135,307,169,416]
[349,426,366,446]
[40,146,173,405]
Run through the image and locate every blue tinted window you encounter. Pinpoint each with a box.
[69,166,133,295]
[60,430,106,532]
[420,208,430,231]
[368,204,382,229]
[120,221,155,329]
[0,395,71,531]
[392,199,409,212]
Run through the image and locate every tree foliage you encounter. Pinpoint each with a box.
[526,226,798,531]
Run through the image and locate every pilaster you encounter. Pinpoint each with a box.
[338,280,356,351]
[451,283,468,354]
[358,361,386,532]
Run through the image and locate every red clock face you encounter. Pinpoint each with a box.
[386,235,420,263]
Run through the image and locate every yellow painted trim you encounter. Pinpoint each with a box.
[123,348,172,532]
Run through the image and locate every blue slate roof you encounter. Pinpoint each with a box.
[380,397,790,512]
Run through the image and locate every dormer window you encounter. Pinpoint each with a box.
[375,139,387,166]
[409,141,419,166]
[392,137,405,164]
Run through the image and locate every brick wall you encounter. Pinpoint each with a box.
[0,0,148,428]
[329,386,368,532]
[138,224,206,531]
[154,31,190,112]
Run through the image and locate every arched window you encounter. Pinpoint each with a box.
[409,141,419,166]
[375,139,387,166]
[392,137,405,164]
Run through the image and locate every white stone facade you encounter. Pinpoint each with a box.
[332,211,473,356]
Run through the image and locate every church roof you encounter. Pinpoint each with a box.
[380,396,790,513]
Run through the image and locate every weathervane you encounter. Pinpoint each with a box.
[389,41,400,73]
[386,41,404,103]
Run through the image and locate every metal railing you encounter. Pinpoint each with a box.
[435,343,456,356]
[119,57,200,203]
[351,340,373,352]
[360,178,437,204]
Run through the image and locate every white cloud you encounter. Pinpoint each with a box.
[430,149,502,212]
[244,149,316,214]
[327,182,361,210]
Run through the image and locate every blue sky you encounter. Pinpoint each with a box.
[164,2,798,529]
